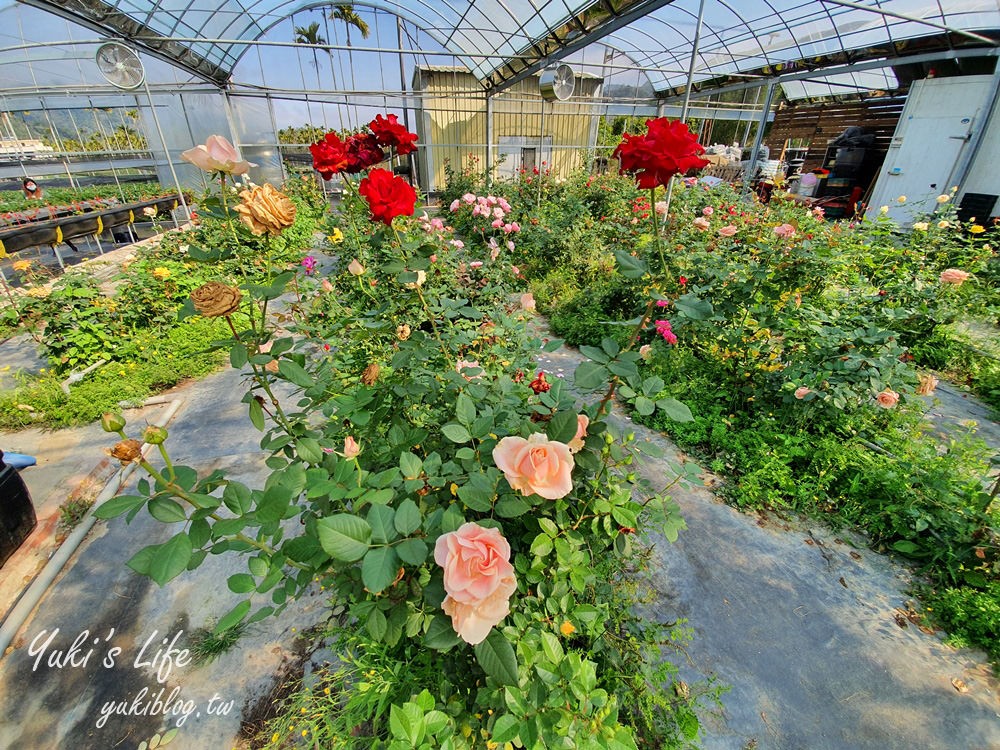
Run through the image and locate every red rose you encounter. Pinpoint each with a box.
[612,118,709,189]
[369,114,418,156]
[528,371,550,394]
[344,133,385,173]
[310,132,349,179]
[359,168,416,225]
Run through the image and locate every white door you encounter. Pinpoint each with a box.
[868,76,992,224]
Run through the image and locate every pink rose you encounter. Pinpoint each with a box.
[491,218,503,228]
[773,223,796,239]
[435,522,517,644]
[693,217,710,231]
[520,292,536,311]
[450,240,465,249]
[654,201,668,216]
[320,278,334,292]
[719,225,737,237]
[568,414,589,453]
[639,344,652,361]
[462,193,476,204]
[456,359,481,380]
[812,207,825,219]
[450,199,461,212]
[470,260,484,269]
[180,135,255,176]
[876,389,899,409]
[506,240,515,251]
[702,206,714,216]
[511,265,521,277]
[939,268,970,285]
[794,386,811,400]
[493,433,574,500]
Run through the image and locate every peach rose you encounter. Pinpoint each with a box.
[493,433,574,500]
[341,436,360,458]
[939,268,970,285]
[876,389,899,409]
[347,259,365,276]
[180,135,255,176]
[794,386,811,400]
[719,225,737,237]
[234,183,296,236]
[435,522,517,644]
[568,414,589,453]
[520,292,536,312]
[692,217,710,231]
[915,373,938,396]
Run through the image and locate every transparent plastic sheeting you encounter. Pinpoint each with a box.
[13,0,1000,92]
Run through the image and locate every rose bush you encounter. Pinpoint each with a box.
[96,117,706,748]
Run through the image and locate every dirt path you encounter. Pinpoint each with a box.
[535,333,1000,750]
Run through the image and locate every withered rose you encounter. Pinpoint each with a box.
[192,282,242,318]
[361,363,380,385]
[234,184,297,236]
[396,324,411,341]
[110,439,143,465]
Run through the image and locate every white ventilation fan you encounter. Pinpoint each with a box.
[95,42,145,90]
[539,63,575,102]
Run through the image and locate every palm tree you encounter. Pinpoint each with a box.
[328,5,369,124]
[294,21,327,74]
[329,5,369,39]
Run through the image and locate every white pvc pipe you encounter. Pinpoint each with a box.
[0,396,184,658]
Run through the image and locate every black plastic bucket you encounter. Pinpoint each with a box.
[0,452,37,567]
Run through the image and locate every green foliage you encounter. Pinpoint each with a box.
[0,181,163,214]
[57,497,94,533]
[100,172,709,748]
[922,580,1000,664]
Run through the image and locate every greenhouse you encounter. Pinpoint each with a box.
[0,0,998,747]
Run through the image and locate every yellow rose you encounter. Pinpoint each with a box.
[151,266,171,280]
[969,224,985,234]
[234,183,297,236]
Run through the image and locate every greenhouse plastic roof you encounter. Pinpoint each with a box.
[20,0,1000,93]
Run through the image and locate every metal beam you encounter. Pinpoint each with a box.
[660,45,1000,103]
[19,0,229,85]
[485,0,680,94]
[819,0,999,47]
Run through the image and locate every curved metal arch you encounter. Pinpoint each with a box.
[225,0,470,74]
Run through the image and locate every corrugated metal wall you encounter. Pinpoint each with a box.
[414,67,603,193]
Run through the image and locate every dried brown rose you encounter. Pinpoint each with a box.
[234,183,297,236]
[396,324,411,341]
[192,282,242,318]
[361,363,380,385]
[110,439,143,465]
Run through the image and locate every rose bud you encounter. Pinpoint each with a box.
[101,412,127,433]
[142,425,169,445]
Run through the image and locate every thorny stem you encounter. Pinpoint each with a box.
[595,299,656,419]
[650,187,668,275]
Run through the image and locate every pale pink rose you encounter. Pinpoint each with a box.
[520,292,536,311]
[430,218,445,231]
[639,344,652,361]
[939,268,970,285]
[490,244,501,261]
[455,359,481,380]
[915,373,938,396]
[320,278,334,292]
[493,207,505,220]
[470,260,484,269]
[693,217,710,231]
[341,436,360,458]
[773,223,796,239]
[493,433,574,500]
[506,240,516,251]
[347,259,364,276]
[180,135,255,176]
[435,522,516,645]
[462,193,476,204]
[511,265,521,277]
[702,206,714,216]
[876,389,899,409]
[812,207,825,219]
[719,225,737,237]
[510,222,520,233]
[794,386,811,400]
[654,201,668,216]
[567,414,589,453]
[450,199,461,212]
[450,240,465,249]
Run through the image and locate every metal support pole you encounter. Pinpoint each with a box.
[663,0,707,216]
[142,80,189,228]
[486,94,494,189]
[742,80,776,197]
